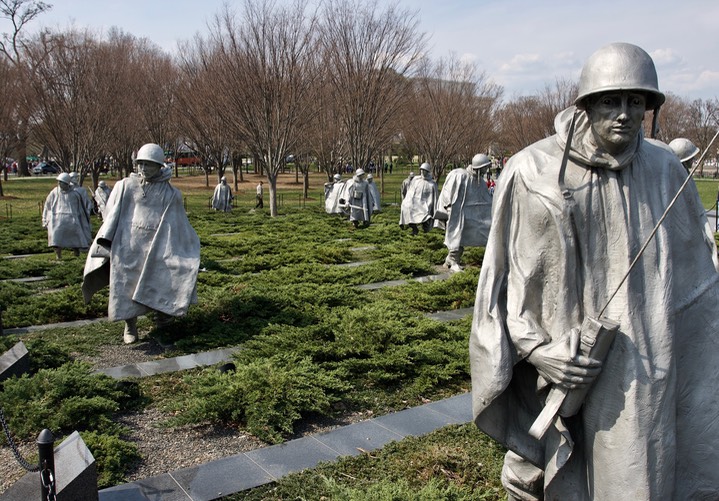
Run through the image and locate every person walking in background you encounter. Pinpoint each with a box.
[255,181,264,209]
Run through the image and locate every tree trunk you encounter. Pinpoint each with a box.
[17,141,30,177]
[268,174,278,216]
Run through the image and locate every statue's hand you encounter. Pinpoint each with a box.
[527,331,602,389]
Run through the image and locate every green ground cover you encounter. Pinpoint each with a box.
[3,170,715,497]
[0,170,504,496]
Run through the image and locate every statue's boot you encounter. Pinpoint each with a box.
[123,317,138,344]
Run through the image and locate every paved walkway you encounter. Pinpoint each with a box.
[98,392,472,501]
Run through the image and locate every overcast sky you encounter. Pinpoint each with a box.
[10,0,719,101]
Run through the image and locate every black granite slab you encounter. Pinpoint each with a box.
[313,419,404,456]
[245,436,339,478]
[372,405,460,437]
[170,454,273,500]
[99,474,189,501]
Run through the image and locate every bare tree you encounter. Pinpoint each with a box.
[304,66,347,181]
[176,36,232,188]
[210,0,319,216]
[0,0,51,176]
[495,78,576,156]
[652,92,693,143]
[401,54,501,182]
[686,98,719,176]
[27,28,126,189]
[319,0,426,174]
[104,28,143,180]
[0,57,21,194]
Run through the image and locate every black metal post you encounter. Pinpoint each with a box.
[37,429,55,500]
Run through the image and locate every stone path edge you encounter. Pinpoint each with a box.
[98,392,473,501]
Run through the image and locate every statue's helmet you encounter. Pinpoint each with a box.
[471,154,492,170]
[220,176,226,183]
[135,143,165,166]
[367,173,373,180]
[668,138,700,163]
[575,43,665,110]
[333,173,341,181]
[56,172,71,184]
[69,172,79,182]
[419,162,431,172]
[98,180,107,187]
[355,168,365,177]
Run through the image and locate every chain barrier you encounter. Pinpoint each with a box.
[40,463,57,501]
[0,405,40,472]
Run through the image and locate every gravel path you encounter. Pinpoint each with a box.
[0,339,369,496]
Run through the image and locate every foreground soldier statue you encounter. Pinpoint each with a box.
[470,43,719,499]
[82,143,201,344]
[435,154,493,272]
[42,172,92,259]
[211,176,233,212]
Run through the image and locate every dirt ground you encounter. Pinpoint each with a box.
[169,170,329,193]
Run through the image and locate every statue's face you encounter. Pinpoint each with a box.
[587,91,646,155]
[59,181,70,192]
[137,160,161,179]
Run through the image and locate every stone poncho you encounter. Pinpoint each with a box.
[345,176,373,223]
[82,168,200,321]
[211,182,233,212]
[399,174,438,226]
[437,167,492,250]
[42,186,92,249]
[94,185,111,219]
[470,107,719,499]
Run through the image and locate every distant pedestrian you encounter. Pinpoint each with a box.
[255,181,264,209]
